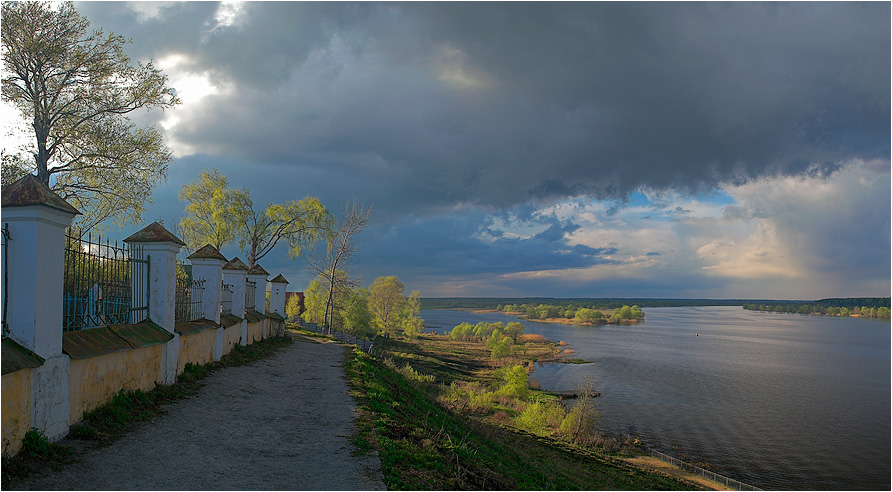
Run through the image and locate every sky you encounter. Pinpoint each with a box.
[4,1,891,299]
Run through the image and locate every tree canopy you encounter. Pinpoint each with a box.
[178,167,332,267]
[1,1,178,233]
[178,168,242,253]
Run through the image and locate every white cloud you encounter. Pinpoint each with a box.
[209,1,247,32]
[127,2,179,23]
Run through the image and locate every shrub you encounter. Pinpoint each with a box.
[494,365,529,400]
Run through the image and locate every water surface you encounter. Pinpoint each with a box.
[420,306,890,490]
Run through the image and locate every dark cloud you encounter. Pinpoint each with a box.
[68,2,888,298]
[78,2,889,216]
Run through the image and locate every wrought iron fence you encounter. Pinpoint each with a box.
[644,448,762,491]
[2,223,9,338]
[175,277,205,322]
[221,283,233,315]
[292,318,375,353]
[245,280,256,314]
[63,232,149,331]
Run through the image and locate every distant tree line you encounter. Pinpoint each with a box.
[421,297,746,310]
[497,303,644,324]
[743,298,891,319]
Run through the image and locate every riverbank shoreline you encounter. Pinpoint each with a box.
[472,309,644,326]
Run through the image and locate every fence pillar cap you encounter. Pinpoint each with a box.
[188,244,227,262]
[246,263,269,276]
[124,222,185,246]
[222,257,249,271]
[270,274,289,284]
[1,174,80,216]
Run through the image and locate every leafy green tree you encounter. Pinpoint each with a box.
[178,168,242,252]
[343,288,374,337]
[505,321,525,343]
[495,365,529,400]
[369,276,406,337]
[285,291,303,321]
[301,279,326,325]
[398,290,424,339]
[2,1,178,234]
[177,168,332,267]
[231,188,331,268]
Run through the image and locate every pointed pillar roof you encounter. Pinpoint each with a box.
[1,174,80,215]
[124,222,185,246]
[222,257,249,271]
[188,244,227,261]
[270,274,289,284]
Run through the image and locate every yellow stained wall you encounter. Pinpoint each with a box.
[178,330,217,374]
[69,345,163,424]
[221,324,241,356]
[2,369,32,457]
[247,321,263,344]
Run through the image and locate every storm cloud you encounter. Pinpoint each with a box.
[79,2,890,211]
[34,2,892,297]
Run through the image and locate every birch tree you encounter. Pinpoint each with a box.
[1,1,178,234]
[307,200,372,331]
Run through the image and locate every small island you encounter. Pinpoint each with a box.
[491,303,645,326]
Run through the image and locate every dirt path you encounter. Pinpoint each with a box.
[6,335,385,490]
[620,456,732,491]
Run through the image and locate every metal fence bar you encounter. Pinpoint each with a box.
[644,447,762,491]
[221,283,233,315]
[2,223,9,337]
[245,280,256,314]
[63,232,144,331]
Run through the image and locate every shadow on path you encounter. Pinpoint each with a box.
[6,336,385,490]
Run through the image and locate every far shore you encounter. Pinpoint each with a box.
[472,309,644,326]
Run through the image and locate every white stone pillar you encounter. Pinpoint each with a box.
[247,265,269,338]
[1,174,79,441]
[222,257,248,345]
[269,274,289,316]
[124,222,184,385]
[246,265,268,313]
[188,245,227,324]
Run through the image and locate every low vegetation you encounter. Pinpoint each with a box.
[346,331,693,490]
[497,303,645,325]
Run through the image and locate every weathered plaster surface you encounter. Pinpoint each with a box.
[247,321,263,344]
[2,369,32,457]
[31,354,70,441]
[221,325,241,357]
[69,346,162,424]
[178,330,216,374]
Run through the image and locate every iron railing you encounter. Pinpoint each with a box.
[175,277,205,322]
[245,280,256,314]
[63,232,149,331]
[291,318,375,354]
[221,283,233,315]
[2,223,9,337]
[644,448,762,491]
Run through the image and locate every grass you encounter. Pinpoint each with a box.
[1,335,292,485]
[346,336,696,490]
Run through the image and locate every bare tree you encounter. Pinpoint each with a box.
[307,200,372,332]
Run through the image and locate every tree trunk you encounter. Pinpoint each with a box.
[33,115,51,186]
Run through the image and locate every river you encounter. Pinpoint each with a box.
[419,306,890,490]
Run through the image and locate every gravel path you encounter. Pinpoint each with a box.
[8,335,385,490]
